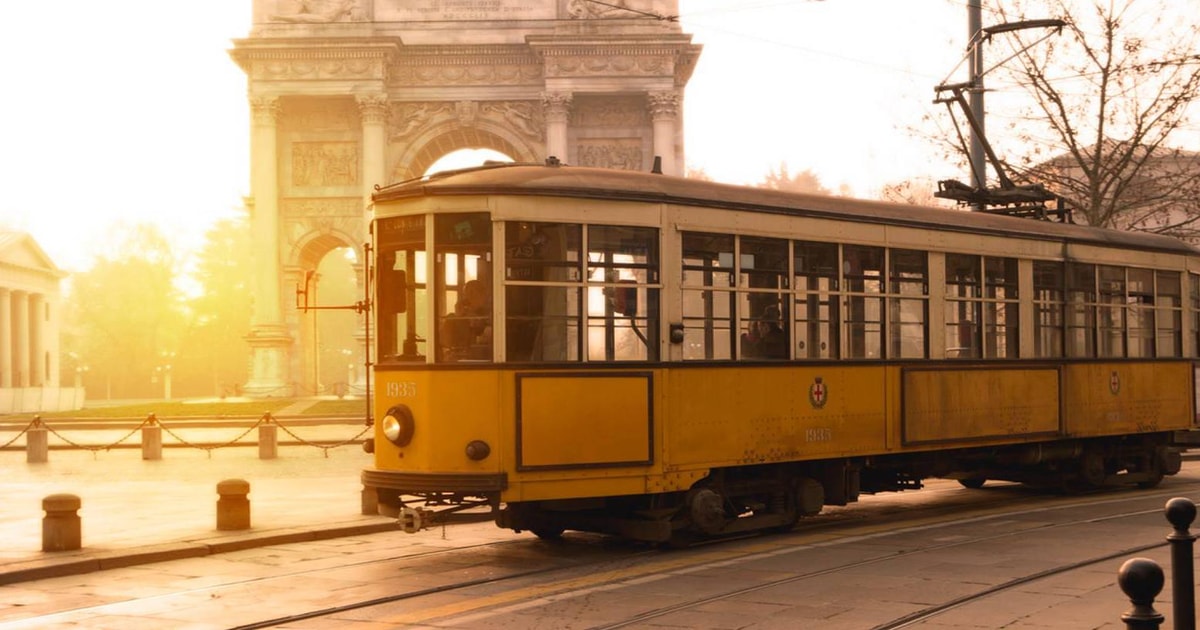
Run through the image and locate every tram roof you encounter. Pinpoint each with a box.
[373,163,1200,256]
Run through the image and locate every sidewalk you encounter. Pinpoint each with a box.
[0,441,396,585]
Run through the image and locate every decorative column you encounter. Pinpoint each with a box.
[648,90,681,176]
[356,93,388,385]
[0,289,11,388]
[542,92,573,163]
[12,291,29,388]
[244,95,293,397]
[28,293,44,386]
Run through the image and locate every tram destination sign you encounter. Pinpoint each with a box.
[378,0,555,21]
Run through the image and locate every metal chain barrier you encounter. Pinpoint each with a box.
[3,412,369,457]
[274,418,372,458]
[42,417,153,454]
[159,414,267,456]
[1,417,38,449]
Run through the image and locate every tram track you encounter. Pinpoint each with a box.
[5,478,1196,629]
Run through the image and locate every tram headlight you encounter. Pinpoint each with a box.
[382,404,415,447]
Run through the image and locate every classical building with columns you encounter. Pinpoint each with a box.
[0,231,78,413]
[230,0,700,396]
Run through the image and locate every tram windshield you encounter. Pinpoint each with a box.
[376,216,428,362]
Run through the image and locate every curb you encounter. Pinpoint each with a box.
[0,519,398,586]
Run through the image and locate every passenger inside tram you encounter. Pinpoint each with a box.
[441,279,492,361]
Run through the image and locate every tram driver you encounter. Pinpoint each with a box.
[441,279,492,361]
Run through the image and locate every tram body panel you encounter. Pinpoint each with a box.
[373,369,504,475]
[900,366,1062,446]
[1061,362,1194,437]
[664,365,888,468]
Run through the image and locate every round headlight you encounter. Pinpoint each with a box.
[382,404,415,447]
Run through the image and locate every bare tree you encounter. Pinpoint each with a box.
[757,162,832,195]
[985,0,1200,237]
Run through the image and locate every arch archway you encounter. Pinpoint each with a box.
[231,1,701,397]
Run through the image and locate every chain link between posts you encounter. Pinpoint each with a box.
[1,412,370,457]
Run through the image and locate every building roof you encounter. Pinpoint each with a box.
[0,231,68,282]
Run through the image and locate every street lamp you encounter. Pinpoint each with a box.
[157,351,176,400]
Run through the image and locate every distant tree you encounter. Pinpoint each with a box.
[685,165,714,181]
[757,163,831,195]
[62,224,185,399]
[966,0,1200,236]
[879,179,948,207]
[176,215,255,398]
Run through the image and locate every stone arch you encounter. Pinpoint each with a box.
[288,229,363,396]
[231,1,700,397]
[391,123,541,183]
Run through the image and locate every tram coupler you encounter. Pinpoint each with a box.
[399,507,433,533]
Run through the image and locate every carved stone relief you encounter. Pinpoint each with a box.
[281,100,357,132]
[389,100,544,144]
[291,142,359,187]
[545,53,672,78]
[571,96,648,128]
[576,138,643,171]
[389,52,543,87]
[269,0,368,23]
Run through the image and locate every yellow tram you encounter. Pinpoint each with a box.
[361,162,1198,543]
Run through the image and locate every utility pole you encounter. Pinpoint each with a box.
[968,0,985,193]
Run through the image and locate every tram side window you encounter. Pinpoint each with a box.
[889,249,928,359]
[1154,271,1181,357]
[984,257,1019,358]
[739,237,789,360]
[944,254,981,358]
[1066,263,1097,358]
[1098,265,1126,358]
[843,245,884,359]
[1191,274,1200,358]
[586,225,659,362]
[435,213,493,363]
[376,216,427,362]
[681,232,735,360]
[793,240,839,359]
[504,222,582,362]
[1127,268,1155,358]
[1033,261,1064,358]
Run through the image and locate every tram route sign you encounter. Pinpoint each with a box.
[377,0,555,22]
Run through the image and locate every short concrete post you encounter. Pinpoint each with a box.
[26,416,48,464]
[1118,557,1165,629]
[258,414,277,460]
[142,413,162,461]
[361,485,379,516]
[216,479,251,531]
[42,493,82,551]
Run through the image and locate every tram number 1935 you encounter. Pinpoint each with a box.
[385,381,418,398]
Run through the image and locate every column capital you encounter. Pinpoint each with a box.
[249,95,281,126]
[356,93,389,125]
[541,91,574,123]
[647,90,680,120]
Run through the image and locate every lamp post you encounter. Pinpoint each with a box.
[157,351,175,400]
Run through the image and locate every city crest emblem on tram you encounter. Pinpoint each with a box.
[1110,370,1120,395]
[809,377,828,409]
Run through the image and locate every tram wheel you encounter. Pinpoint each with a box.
[532,527,565,540]
[958,477,987,489]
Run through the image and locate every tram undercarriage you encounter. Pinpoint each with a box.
[443,434,1183,544]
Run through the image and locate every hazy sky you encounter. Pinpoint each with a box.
[0,1,1054,272]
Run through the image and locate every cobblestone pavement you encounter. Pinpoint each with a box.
[0,430,392,582]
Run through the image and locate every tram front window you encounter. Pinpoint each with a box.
[376,216,428,362]
[436,213,493,362]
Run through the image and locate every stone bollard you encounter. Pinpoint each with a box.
[1118,557,1165,629]
[216,479,251,531]
[258,417,277,460]
[42,494,82,551]
[361,485,379,516]
[26,417,48,464]
[1165,497,1197,630]
[142,414,162,461]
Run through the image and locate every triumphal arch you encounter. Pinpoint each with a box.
[230,0,701,396]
